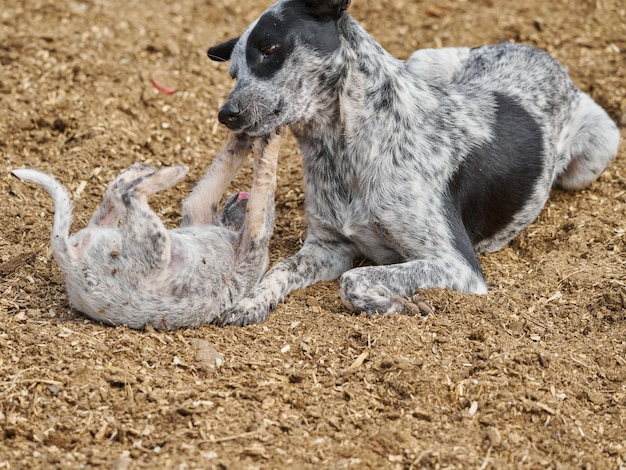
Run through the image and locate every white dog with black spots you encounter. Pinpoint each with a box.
[207,0,619,325]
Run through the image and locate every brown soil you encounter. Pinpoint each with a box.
[1,0,626,468]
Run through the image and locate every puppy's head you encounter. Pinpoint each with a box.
[208,0,351,135]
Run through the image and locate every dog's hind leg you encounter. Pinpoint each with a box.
[338,256,488,315]
[182,132,252,227]
[555,92,620,191]
[405,47,471,84]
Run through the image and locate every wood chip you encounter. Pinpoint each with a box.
[341,350,369,375]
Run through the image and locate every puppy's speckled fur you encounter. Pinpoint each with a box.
[208,0,619,325]
[13,129,283,329]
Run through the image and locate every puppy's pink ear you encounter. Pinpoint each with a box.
[304,0,351,20]
[208,37,239,62]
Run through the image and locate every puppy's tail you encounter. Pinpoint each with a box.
[12,169,75,269]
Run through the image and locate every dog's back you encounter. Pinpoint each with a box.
[404,41,619,252]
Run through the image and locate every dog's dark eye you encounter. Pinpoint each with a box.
[261,45,277,57]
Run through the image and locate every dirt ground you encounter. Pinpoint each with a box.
[1,0,626,468]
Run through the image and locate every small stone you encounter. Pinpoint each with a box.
[110,456,132,470]
[190,338,224,368]
[411,408,433,421]
[586,390,607,405]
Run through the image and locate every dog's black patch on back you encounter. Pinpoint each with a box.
[246,0,341,79]
[449,92,544,245]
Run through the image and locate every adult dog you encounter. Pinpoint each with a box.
[13,130,283,330]
[208,0,620,325]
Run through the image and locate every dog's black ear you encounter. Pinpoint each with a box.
[304,0,351,20]
[207,37,239,62]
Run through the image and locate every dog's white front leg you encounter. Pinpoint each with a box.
[221,237,360,326]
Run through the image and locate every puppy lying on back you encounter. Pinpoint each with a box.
[12,129,283,330]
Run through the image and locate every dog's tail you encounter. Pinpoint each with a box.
[12,169,76,269]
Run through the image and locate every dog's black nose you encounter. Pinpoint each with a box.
[218,102,242,129]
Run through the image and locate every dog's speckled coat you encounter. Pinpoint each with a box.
[208,0,619,325]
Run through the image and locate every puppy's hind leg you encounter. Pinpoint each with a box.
[116,165,188,271]
[88,163,157,228]
[555,92,620,190]
[182,132,252,227]
[130,165,189,200]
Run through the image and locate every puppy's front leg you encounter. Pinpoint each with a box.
[237,127,284,261]
[182,132,252,226]
[221,236,361,326]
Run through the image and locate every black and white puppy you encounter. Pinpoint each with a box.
[208,0,620,325]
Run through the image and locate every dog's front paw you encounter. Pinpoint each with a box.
[401,294,435,317]
[339,270,405,315]
[220,296,275,326]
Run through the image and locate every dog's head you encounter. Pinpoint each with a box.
[208,0,351,135]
